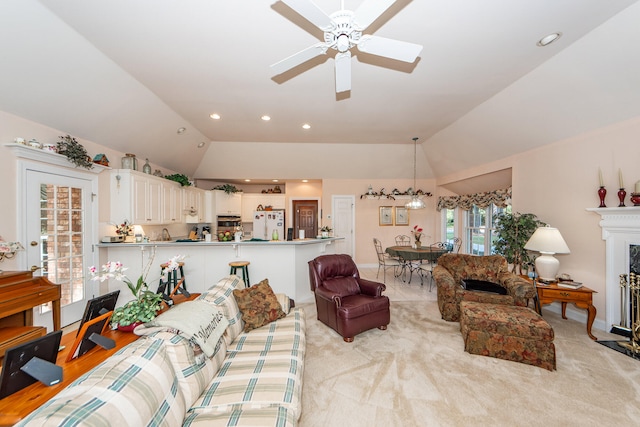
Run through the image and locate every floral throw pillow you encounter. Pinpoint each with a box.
[233,279,286,332]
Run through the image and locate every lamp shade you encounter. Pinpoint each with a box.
[524,226,570,254]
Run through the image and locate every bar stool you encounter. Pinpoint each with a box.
[229,261,250,288]
[157,261,186,296]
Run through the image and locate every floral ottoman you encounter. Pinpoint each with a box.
[459,300,556,371]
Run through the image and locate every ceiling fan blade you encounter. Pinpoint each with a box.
[335,51,351,93]
[356,35,423,62]
[271,43,327,75]
[280,0,334,31]
[352,0,396,30]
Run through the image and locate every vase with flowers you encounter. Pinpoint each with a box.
[320,225,332,238]
[114,220,134,242]
[89,252,185,331]
[412,225,424,248]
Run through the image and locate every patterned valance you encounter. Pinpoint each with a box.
[436,187,512,211]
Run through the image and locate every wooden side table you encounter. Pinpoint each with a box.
[535,282,597,340]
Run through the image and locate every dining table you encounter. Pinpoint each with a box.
[385,245,449,285]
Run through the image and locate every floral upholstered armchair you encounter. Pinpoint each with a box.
[432,254,535,322]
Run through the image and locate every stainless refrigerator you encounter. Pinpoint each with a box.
[253,210,285,240]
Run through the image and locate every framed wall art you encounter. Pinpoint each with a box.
[379,206,393,226]
[394,206,409,226]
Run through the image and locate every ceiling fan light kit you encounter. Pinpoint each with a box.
[271,0,423,93]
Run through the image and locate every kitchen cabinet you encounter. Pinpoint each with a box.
[214,190,242,216]
[109,170,163,225]
[183,186,208,222]
[241,194,286,222]
[162,182,182,224]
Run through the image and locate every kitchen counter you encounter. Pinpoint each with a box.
[96,237,341,247]
[95,237,343,303]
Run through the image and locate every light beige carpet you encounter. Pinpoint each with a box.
[298,301,640,427]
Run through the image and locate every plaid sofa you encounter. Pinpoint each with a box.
[17,275,306,427]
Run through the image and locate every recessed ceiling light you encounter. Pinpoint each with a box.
[302,179,308,183]
[272,179,279,182]
[177,127,187,134]
[197,142,206,148]
[537,32,562,47]
[210,113,221,120]
[244,179,251,182]
[261,115,271,121]
[302,123,311,130]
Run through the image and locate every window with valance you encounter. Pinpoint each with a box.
[436,187,511,211]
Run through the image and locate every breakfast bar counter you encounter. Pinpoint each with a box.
[95,238,342,304]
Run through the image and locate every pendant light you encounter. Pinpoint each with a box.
[405,137,426,209]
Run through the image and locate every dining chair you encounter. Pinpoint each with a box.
[452,237,462,253]
[395,235,411,246]
[373,238,403,283]
[418,243,449,290]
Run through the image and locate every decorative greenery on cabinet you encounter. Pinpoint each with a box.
[212,184,241,194]
[164,173,191,186]
[56,134,93,169]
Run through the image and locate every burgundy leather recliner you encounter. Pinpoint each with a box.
[308,254,390,342]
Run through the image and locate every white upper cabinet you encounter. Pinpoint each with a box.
[109,170,166,225]
[213,190,242,216]
[162,182,182,224]
[183,186,209,223]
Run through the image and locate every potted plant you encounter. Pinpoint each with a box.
[493,212,545,275]
[320,226,332,238]
[89,254,184,330]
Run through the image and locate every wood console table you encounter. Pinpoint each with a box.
[0,292,200,426]
[0,271,61,358]
[535,281,597,340]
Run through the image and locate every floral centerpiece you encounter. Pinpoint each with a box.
[320,225,332,238]
[113,220,134,242]
[411,225,424,247]
[89,253,185,330]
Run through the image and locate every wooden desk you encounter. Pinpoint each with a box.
[0,271,61,360]
[0,271,61,331]
[535,282,597,340]
[0,292,200,426]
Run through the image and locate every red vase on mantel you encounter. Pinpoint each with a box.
[598,186,607,208]
[618,188,627,207]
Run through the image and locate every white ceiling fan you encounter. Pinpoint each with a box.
[271,0,423,93]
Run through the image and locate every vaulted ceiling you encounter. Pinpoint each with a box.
[1,0,638,180]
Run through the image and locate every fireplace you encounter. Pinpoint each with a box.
[588,207,640,357]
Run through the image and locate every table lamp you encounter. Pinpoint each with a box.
[524,225,570,281]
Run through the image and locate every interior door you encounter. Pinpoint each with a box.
[25,170,95,329]
[293,200,318,239]
[332,195,355,257]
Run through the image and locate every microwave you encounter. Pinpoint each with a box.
[217,216,241,227]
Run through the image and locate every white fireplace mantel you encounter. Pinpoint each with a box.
[586,206,640,329]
